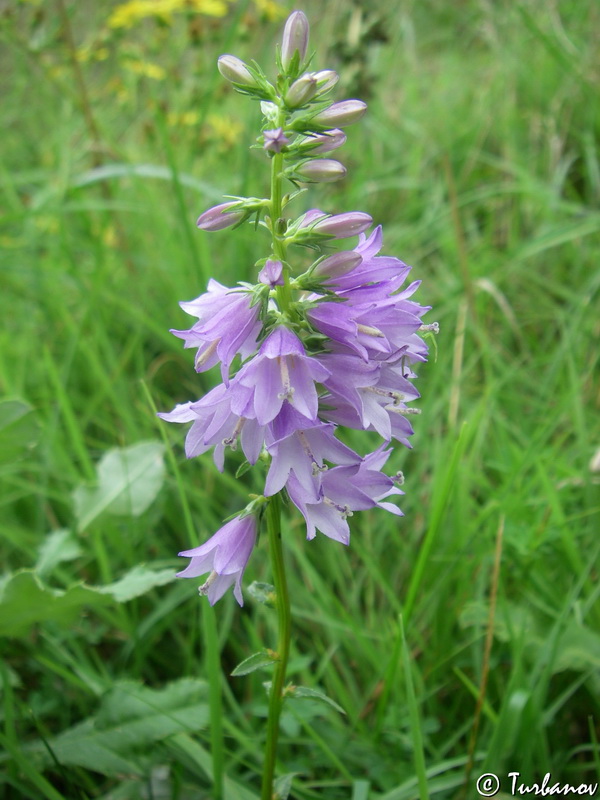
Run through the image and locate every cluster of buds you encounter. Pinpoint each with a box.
[160,11,437,605]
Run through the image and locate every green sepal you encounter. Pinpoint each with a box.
[231,649,279,677]
[235,460,252,479]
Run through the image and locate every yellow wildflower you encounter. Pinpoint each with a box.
[123,59,167,80]
[108,0,229,29]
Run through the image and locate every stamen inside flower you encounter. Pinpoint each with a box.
[419,322,439,334]
[297,431,327,475]
[222,418,246,450]
[277,356,295,401]
[357,323,385,338]
[385,405,421,416]
[199,570,218,595]
[324,496,353,519]
[195,339,220,369]
[366,386,405,405]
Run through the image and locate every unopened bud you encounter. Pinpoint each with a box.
[258,259,284,287]
[263,128,290,153]
[313,212,372,238]
[313,70,339,95]
[285,74,318,107]
[298,129,347,154]
[312,250,362,279]
[196,201,245,232]
[217,55,257,87]
[312,100,367,128]
[295,159,347,183]
[281,10,309,70]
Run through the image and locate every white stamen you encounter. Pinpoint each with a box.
[366,386,405,405]
[357,323,385,338]
[222,418,246,450]
[297,431,327,475]
[199,570,218,595]
[419,322,439,334]
[385,405,421,416]
[277,356,295,401]
[195,339,219,369]
[324,497,353,519]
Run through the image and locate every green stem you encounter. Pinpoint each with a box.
[261,493,291,800]
[270,112,293,316]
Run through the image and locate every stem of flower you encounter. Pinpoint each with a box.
[271,112,293,316]
[261,492,291,800]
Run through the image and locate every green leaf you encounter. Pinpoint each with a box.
[235,460,253,479]
[0,571,112,638]
[36,679,209,777]
[287,686,346,715]
[72,441,165,530]
[553,625,600,673]
[274,773,296,800]
[231,650,278,677]
[98,564,175,602]
[247,581,276,607]
[0,399,39,465]
[35,529,82,578]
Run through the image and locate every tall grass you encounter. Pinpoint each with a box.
[1,1,599,798]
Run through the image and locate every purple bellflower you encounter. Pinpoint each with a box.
[177,514,257,605]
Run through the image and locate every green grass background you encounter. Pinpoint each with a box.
[1,0,599,798]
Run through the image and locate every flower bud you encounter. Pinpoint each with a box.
[258,259,284,287]
[285,74,318,108]
[196,201,245,232]
[312,250,363,279]
[312,100,367,128]
[313,212,372,238]
[295,159,347,183]
[281,10,309,70]
[313,70,339,95]
[217,55,257,87]
[263,128,290,153]
[297,129,347,154]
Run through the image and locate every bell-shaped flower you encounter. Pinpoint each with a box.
[177,514,257,606]
[318,353,421,441]
[230,327,330,426]
[158,384,266,471]
[170,279,262,383]
[264,404,361,501]
[287,446,403,543]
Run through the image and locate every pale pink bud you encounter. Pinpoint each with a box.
[313,212,372,238]
[281,11,309,70]
[258,259,284,287]
[296,159,347,183]
[285,74,318,107]
[298,129,347,154]
[312,250,362,279]
[217,55,257,87]
[196,202,244,231]
[313,70,339,94]
[312,100,367,128]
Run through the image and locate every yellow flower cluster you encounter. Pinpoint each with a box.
[108,0,229,29]
[123,59,167,80]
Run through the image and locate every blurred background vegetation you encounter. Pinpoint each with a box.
[1,0,599,798]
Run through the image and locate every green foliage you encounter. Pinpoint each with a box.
[1,0,599,798]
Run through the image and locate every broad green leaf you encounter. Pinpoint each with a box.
[0,570,111,638]
[36,529,82,578]
[72,441,165,530]
[553,625,600,673]
[231,650,278,677]
[287,686,346,715]
[0,399,39,465]
[35,679,209,777]
[98,564,175,602]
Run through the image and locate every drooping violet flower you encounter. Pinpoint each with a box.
[171,279,261,382]
[230,327,331,425]
[157,384,266,471]
[264,404,361,501]
[177,514,257,605]
[287,446,404,544]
